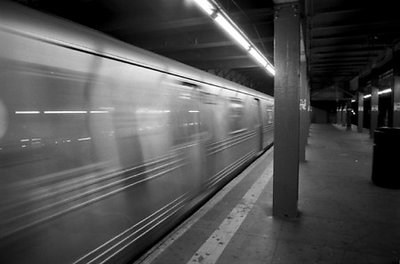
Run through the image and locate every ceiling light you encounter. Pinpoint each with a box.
[363,94,371,99]
[266,64,275,76]
[378,88,392,95]
[193,0,214,15]
[15,111,40,114]
[214,14,250,50]
[249,48,267,67]
[192,0,275,77]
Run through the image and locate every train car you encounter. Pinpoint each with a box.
[0,1,274,263]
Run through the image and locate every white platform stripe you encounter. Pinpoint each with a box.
[186,156,273,264]
[134,148,273,264]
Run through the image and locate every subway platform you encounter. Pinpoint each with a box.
[135,124,400,264]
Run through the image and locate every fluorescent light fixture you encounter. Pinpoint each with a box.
[249,48,267,67]
[378,88,392,95]
[192,0,275,77]
[351,99,356,102]
[90,110,109,114]
[78,137,91,141]
[364,89,392,98]
[44,111,87,114]
[266,64,275,76]
[136,109,171,114]
[188,110,200,113]
[215,14,250,50]
[15,111,40,114]
[193,0,214,15]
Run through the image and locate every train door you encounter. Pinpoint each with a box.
[254,98,263,152]
[169,79,207,194]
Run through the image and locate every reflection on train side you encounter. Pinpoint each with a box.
[0,2,274,263]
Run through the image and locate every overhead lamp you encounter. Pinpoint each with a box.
[193,0,214,15]
[351,99,356,103]
[378,88,392,95]
[214,14,250,50]
[266,64,275,76]
[363,89,392,99]
[15,111,40,114]
[192,0,275,76]
[249,48,267,67]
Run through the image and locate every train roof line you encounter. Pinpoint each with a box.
[0,1,272,101]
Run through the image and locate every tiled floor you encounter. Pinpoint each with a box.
[136,124,400,264]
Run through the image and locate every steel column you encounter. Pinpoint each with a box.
[306,83,311,142]
[337,104,342,125]
[273,2,300,218]
[346,101,352,130]
[299,60,307,161]
[358,92,364,133]
[341,105,346,126]
[336,106,340,124]
[370,82,379,138]
[393,51,400,126]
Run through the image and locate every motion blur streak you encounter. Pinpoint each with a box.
[0,1,274,264]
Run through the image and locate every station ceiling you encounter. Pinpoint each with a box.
[12,0,400,102]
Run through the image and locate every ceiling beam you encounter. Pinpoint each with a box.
[176,54,250,63]
[311,21,400,35]
[117,27,273,51]
[311,47,387,55]
[310,44,387,53]
[312,66,360,69]
[311,38,389,47]
[312,8,364,17]
[149,37,273,53]
[313,51,381,57]
[312,19,400,29]
[311,59,368,64]
[102,8,274,33]
[312,55,379,61]
[310,67,356,72]
[312,31,400,42]
[187,58,259,69]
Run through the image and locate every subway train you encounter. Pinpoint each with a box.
[0,1,274,263]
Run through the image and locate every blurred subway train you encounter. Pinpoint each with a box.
[0,1,274,263]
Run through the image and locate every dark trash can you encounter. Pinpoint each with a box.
[371,127,400,188]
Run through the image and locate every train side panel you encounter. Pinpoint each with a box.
[0,5,274,264]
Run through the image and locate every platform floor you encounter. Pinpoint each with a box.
[135,124,400,264]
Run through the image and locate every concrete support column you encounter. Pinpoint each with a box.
[337,104,342,125]
[299,60,307,162]
[273,2,300,218]
[306,84,311,141]
[346,100,352,130]
[393,51,400,126]
[341,105,346,127]
[358,92,364,133]
[370,81,379,138]
[336,106,340,124]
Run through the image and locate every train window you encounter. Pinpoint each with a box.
[266,105,274,124]
[200,91,217,105]
[180,81,198,88]
[171,82,201,145]
[228,98,244,133]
